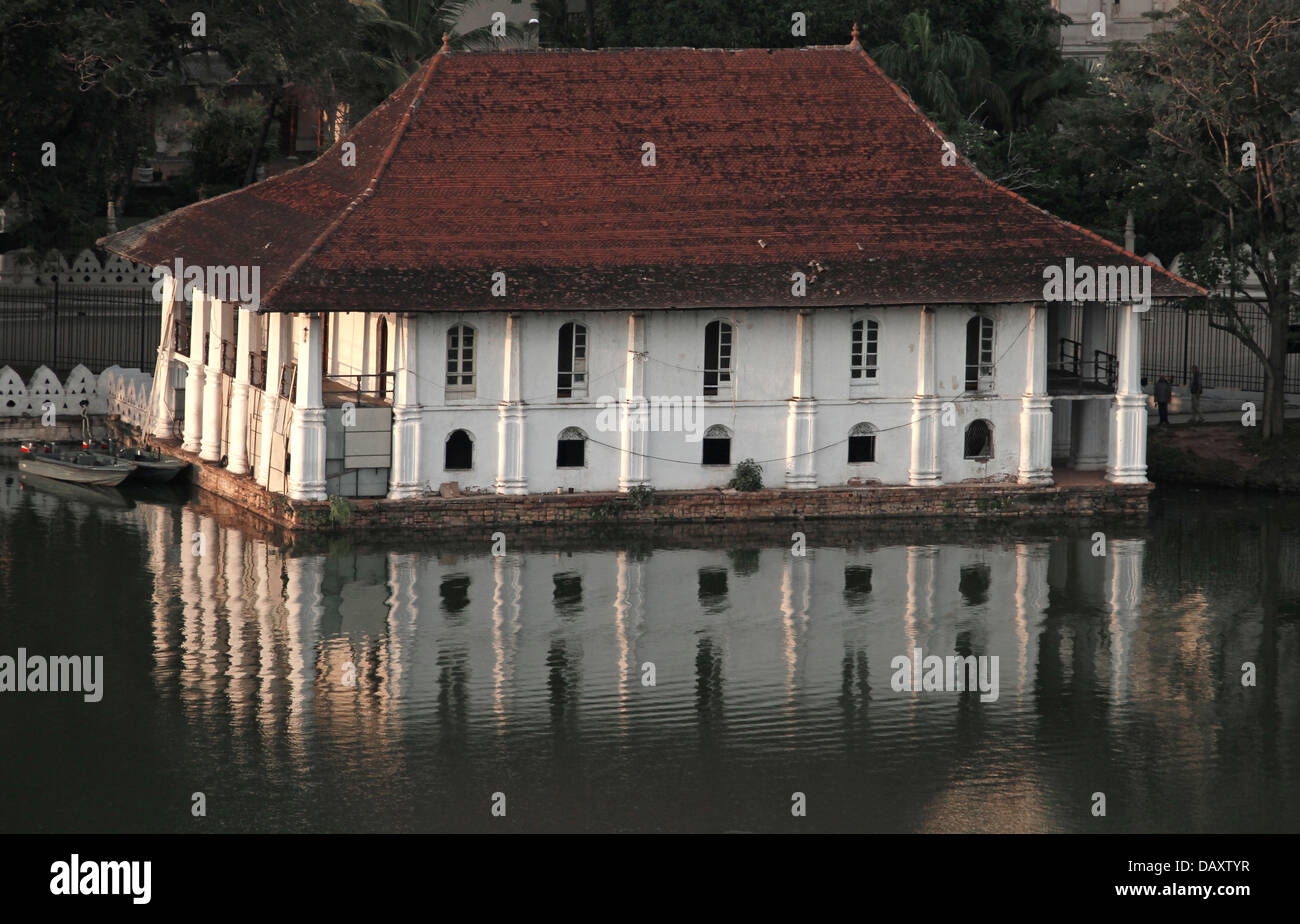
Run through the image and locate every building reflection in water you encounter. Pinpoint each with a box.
[10,467,1299,831]
[128,499,1300,830]
[142,514,1156,745]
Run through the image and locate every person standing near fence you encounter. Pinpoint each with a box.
[1189,365,1204,423]
[1154,376,1172,425]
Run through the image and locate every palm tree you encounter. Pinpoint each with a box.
[871,10,1009,129]
[356,0,537,94]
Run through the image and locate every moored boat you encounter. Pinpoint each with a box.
[82,438,189,484]
[115,446,189,484]
[18,441,136,487]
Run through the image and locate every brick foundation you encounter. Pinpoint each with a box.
[112,422,1151,535]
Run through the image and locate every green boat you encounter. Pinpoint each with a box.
[115,446,189,484]
[83,438,189,484]
[18,441,136,487]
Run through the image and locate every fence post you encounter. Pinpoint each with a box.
[140,287,148,370]
[1181,307,1190,386]
[51,278,59,371]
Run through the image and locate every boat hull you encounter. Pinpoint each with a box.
[129,462,186,483]
[19,454,135,487]
[118,453,188,483]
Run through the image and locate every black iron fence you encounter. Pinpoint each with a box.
[1141,301,1300,392]
[0,279,159,376]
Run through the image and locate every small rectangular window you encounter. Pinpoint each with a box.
[702,437,730,465]
[557,438,585,468]
[848,434,875,463]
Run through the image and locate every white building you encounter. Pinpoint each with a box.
[101,38,1201,503]
[1052,0,1179,69]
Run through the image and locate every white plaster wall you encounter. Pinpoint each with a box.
[405,305,1034,492]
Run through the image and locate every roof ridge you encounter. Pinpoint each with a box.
[843,39,1205,297]
[261,48,450,309]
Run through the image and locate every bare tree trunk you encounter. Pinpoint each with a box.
[243,96,278,188]
[585,0,596,49]
[1263,280,1290,439]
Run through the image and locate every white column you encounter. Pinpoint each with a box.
[149,505,178,681]
[903,545,938,669]
[200,295,229,462]
[179,509,205,707]
[496,313,527,495]
[286,314,328,501]
[1106,538,1145,704]
[254,543,280,728]
[227,308,253,474]
[1012,541,1050,698]
[785,310,817,489]
[909,307,942,485]
[1106,305,1147,484]
[181,289,207,454]
[388,313,425,499]
[613,549,644,729]
[779,552,812,702]
[255,314,287,486]
[149,272,179,439]
[1018,303,1053,484]
[223,529,250,727]
[385,552,420,707]
[284,553,324,751]
[490,552,523,730]
[619,313,649,490]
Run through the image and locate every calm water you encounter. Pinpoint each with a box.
[1,463,1297,833]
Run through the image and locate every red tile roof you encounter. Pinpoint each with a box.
[100,43,1204,312]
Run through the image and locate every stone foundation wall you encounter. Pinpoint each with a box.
[315,482,1151,533]
[110,423,1151,535]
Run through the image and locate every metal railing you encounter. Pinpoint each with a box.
[1058,337,1081,377]
[1141,301,1300,392]
[335,372,394,404]
[0,278,158,375]
[251,350,268,390]
[1094,349,1117,388]
[174,320,191,357]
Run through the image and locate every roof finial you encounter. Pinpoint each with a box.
[441,32,450,54]
[850,23,861,48]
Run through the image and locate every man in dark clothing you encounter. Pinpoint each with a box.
[1189,365,1204,423]
[1154,376,1172,425]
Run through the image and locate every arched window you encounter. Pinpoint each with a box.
[557,322,588,398]
[851,319,878,381]
[445,429,473,470]
[702,424,732,465]
[556,426,587,468]
[848,422,877,463]
[703,321,733,396]
[446,324,475,396]
[440,575,470,615]
[965,315,995,392]
[964,419,993,460]
[959,563,991,606]
[376,317,388,400]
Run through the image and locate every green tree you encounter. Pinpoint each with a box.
[1107,0,1299,438]
[1,0,381,252]
[871,10,1005,125]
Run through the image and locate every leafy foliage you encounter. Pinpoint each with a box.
[728,459,763,492]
